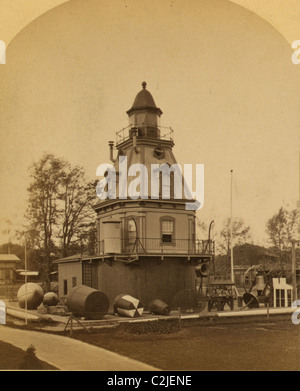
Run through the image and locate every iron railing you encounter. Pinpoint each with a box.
[116,125,174,145]
[99,238,214,256]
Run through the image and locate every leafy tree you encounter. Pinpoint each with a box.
[58,164,96,257]
[0,243,23,260]
[25,153,97,291]
[25,154,64,290]
[266,207,299,250]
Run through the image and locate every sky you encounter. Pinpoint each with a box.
[0,0,299,246]
[1,0,300,46]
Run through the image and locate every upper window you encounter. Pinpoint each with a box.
[128,218,137,244]
[161,218,174,244]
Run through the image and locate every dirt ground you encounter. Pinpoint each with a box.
[70,316,300,371]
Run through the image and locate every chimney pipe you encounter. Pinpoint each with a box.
[132,128,138,153]
[108,141,115,162]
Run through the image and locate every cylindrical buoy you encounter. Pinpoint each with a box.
[150,299,170,315]
[195,263,208,278]
[66,285,109,320]
[17,283,44,310]
[43,292,59,306]
[113,294,144,318]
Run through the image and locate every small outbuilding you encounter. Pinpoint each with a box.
[272,278,293,308]
[0,254,21,285]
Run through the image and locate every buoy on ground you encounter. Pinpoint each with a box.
[113,294,144,318]
[66,285,110,320]
[17,283,44,310]
[150,299,170,315]
[43,292,59,306]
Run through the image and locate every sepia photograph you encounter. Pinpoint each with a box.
[0,0,299,374]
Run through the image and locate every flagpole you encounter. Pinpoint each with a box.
[230,169,234,283]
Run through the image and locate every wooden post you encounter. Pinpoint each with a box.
[73,316,91,334]
[64,313,91,335]
[267,302,270,322]
[178,307,182,330]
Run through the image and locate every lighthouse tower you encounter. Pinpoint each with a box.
[56,83,214,310]
[92,82,213,309]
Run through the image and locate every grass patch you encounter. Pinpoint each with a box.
[0,341,57,370]
[70,317,300,371]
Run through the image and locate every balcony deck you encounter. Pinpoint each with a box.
[98,238,214,259]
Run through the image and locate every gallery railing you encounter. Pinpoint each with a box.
[115,125,174,145]
[98,238,214,256]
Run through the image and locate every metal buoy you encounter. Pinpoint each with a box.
[66,285,109,320]
[43,292,59,306]
[17,283,44,310]
[113,294,144,318]
[150,299,170,315]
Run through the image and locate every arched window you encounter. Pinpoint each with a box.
[128,218,137,245]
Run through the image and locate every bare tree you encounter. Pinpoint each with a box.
[195,217,207,240]
[218,217,251,257]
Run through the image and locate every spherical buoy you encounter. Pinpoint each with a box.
[17,283,44,310]
[43,292,59,306]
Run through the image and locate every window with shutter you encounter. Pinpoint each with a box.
[161,218,174,244]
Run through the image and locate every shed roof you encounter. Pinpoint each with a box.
[0,254,21,262]
[53,253,95,264]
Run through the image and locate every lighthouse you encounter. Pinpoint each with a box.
[56,83,214,310]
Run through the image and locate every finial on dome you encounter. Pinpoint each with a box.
[142,81,147,89]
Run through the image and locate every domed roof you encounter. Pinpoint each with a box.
[127,82,163,116]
